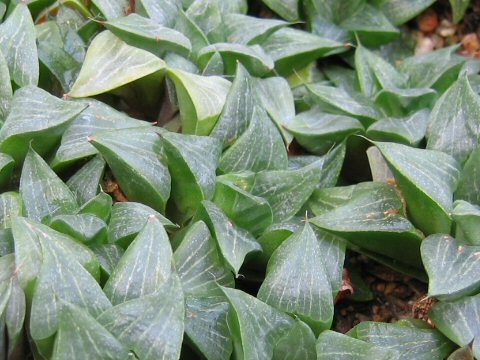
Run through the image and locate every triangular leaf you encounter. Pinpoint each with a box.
[104,216,172,305]
[452,200,480,245]
[66,155,106,205]
[224,14,290,45]
[69,31,166,97]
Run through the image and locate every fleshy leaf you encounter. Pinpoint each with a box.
[210,63,254,147]
[90,0,129,20]
[69,31,166,97]
[450,0,470,23]
[12,217,99,293]
[349,321,455,360]
[52,302,129,360]
[174,221,234,296]
[222,287,294,360]
[257,224,336,333]
[0,3,38,87]
[0,51,12,122]
[429,293,480,353]
[427,75,480,164]
[184,296,232,360]
[452,200,480,245]
[98,274,184,360]
[167,68,231,135]
[92,244,125,279]
[261,0,299,21]
[286,107,364,155]
[0,192,22,229]
[367,109,429,146]
[161,131,221,217]
[29,238,111,342]
[53,98,149,168]
[422,234,480,301]
[0,86,86,163]
[20,148,78,223]
[261,27,347,75]
[108,202,175,246]
[136,0,179,27]
[224,14,290,45]
[104,217,172,305]
[273,319,317,360]
[219,106,288,173]
[90,127,171,213]
[310,182,424,268]
[375,141,461,234]
[49,214,107,245]
[381,0,437,25]
[456,145,480,205]
[66,155,106,205]
[198,43,274,76]
[0,153,14,190]
[214,176,273,236]
[103,13,192,57]
[306,84,382,126]
[316,330,400,360]
[250,159,323,223]
[197,201,261,275]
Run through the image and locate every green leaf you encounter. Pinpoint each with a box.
[256,219,302,264]
[213,176,273,236]
[77,192,113,222]
[349,321,454,360]
[456,145,480,205]
[98,273,184,360]
[12,217,99,294]
[272,319,317,360]
[0,86,86,164]
[29,236,111,342]
[174,221,234,296]
[452,200,480,245]
[197,201,261,275]
[250,159,324,223]
[253,76,296,145]
[286,107,364,155]
[374,87,437,116]
[429,293,480,352]
[20,148,78,223]
[185,0,225,43]
[104,217,173,305]
[261,0,299,21]
[316,330,400,360]
[53,98,150,168]
[0,50,12,122]
[198,43,274,76]
[355,43,407,98]
[69,31,166,97]
[92,243,124,278]
[161,131,221,217]
[0,153,14,190]
[380,0,437,25]
[66,155,106,205]
[339,3,399,46]
[90,127,171,213]
[136,0,179,27]
[366,109,429,146]
[167,68,231,135]
[306,84,382,126]
[108,202,175,246]
[90,0,129,20]
[174,10,210,58]
[261,27,347,75]
[103,13,192,57]
[310,182,424,268]
[427,75,480,164]
[375,141,461,234]
[399,46,465,90]
[257,224,336,333]
[224,14,290,45]
[422,234,480,301]
[450,0,470,23]
[49,214,107,245]
[184,296,232,360]
[219,106,288,173]
[0,192,22,229]
[5,276,25,354]
[210,63,254,146]
[222,287,295,360]
[0,3,38,87]
[52,302,129,360]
